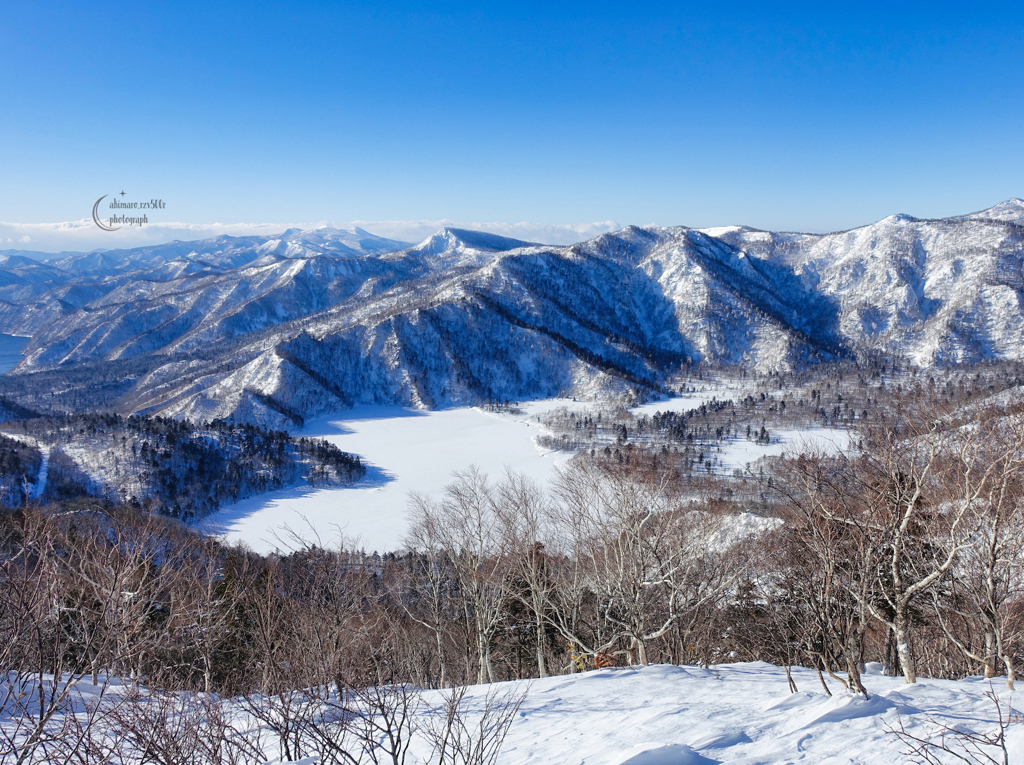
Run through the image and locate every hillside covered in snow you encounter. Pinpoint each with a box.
[1,201,1022,427]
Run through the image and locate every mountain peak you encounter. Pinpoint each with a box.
[414,228,539,256]
[879,213,917,225]
[965,198,1024,224]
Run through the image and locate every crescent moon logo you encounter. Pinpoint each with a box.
[92,196,120,231]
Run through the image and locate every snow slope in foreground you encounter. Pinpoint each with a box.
[8,663,1016,764]
[448,662,1020,765]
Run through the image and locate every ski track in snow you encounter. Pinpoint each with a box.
[0,432,50,498]
[205,385,848,555]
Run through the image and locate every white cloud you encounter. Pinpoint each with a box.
[345,219,621,247]
[0,218,621,253]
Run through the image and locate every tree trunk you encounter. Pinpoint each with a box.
[435,628,447,688]
[845,629,869,698]
[535,611,548,679]
[784,663,798,693]
[815,665,832,696]
[894,608,917,683]
[1003,653,1016,690]
[476,631,488,685]
[483,642,495,683]
[984,629,998,678]
[635,636,648,666]
[475,617,496,684]
[884,628,896,676]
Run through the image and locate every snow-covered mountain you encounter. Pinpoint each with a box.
[1,202,1022,427]
[710,202,1024,365]
[0,226,410,281]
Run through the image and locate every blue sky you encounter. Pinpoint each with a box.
[1,1,1022,241]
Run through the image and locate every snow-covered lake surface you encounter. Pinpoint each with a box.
[206,385,849,555]
[206,403,577,554]
[0,333,27,374]
[715,427,852,474]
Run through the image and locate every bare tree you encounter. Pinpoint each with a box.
[889,688,1014,765]
[777,395,1024,685]
[549,458,749,666]
[97,687,268,765]
[496,470,556,678]
[773,451,872,696]
[423,684,527,765]
[931,407,1024,687]
[407,467,513,685]
[0,505,155,765]
[400,525,464,689]
[863,401,1024,684]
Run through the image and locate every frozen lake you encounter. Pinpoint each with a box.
[713,427,852,473]
[205,402,577,555]
[206,382,852,554]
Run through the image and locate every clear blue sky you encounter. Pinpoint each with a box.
[1,1,1022,233]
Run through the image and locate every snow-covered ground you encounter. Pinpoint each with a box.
[7,663,1019,764]
[714,427,852,474]
[630,379,752,417]
[483,662,1023,765]
[32,444,48,498]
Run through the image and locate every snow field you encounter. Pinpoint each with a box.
[628,380,753,417]
[441,662,1023,765]
[715,427,851,474]
[22,662,1015,765]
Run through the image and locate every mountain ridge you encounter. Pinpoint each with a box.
[1,202,1022,427]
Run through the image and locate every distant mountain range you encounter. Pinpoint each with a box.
[1,201,1022,428]
[0,226,410,272]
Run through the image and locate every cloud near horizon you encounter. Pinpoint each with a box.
[0,218,622,254]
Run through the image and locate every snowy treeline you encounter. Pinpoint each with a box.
[0,413,364,518]
[0,434,41,507]
[535,360,1024,489]
[538,359,1024,452]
